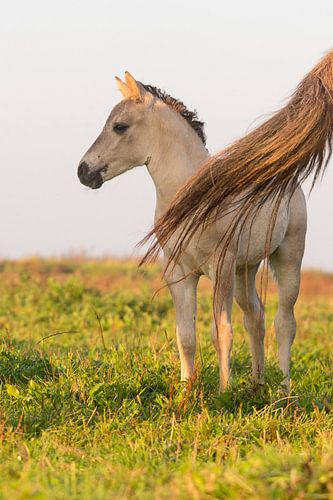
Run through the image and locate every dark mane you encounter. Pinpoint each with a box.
[141,83,206,145]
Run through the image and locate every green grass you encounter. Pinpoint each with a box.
[0,258,332,499]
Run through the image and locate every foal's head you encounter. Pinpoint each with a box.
[78,72,154,189]
[77,72,205,189]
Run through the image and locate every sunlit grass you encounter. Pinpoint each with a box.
[0,258,332,498]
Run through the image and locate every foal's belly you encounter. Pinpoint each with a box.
[172,196,290,276]
[235,201,289,266]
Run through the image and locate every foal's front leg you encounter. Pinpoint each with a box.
[166,268,199,381]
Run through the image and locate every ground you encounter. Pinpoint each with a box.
[0,258,332,499]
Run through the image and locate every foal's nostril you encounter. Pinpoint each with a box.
[78,162,89,181]
[77,161,104,189]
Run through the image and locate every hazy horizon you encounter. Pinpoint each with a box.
[1,0,333,270]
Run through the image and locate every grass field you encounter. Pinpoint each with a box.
[0,258,332,499]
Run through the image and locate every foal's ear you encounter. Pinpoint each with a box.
[124,71,143,101]
[115,76,132,99]
[115,72,144,101]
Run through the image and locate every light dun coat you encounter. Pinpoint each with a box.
[78,73,307,391]
[144,51,333,302]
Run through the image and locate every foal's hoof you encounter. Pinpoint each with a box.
[218,383,229,395]
[253,382,265,392]
[279,382,291,397]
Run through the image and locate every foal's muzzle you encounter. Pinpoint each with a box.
[77,162,105,189]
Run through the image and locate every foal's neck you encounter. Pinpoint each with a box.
[146,105,209,219]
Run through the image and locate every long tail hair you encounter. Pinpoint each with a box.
[140,50,333,291]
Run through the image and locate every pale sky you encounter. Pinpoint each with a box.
[1,0,333,270]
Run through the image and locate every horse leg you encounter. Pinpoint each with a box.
[235,264,265,384]
[211,263,235,391]
[166,268,199,381]
[270,228,305,389]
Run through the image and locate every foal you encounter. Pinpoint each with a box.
[78,73,306,391]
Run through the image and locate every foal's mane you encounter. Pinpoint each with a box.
[141,83,206,145]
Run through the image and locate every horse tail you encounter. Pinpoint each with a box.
[140,49,333,269]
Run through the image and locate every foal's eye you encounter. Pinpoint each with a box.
[113,123,129,134]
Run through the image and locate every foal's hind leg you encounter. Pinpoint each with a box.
[211,258,235,391]
[211,288,234,391]
[270,222,305,389]
[235,264,265,384]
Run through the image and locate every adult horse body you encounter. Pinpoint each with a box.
[78,73,306,391]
